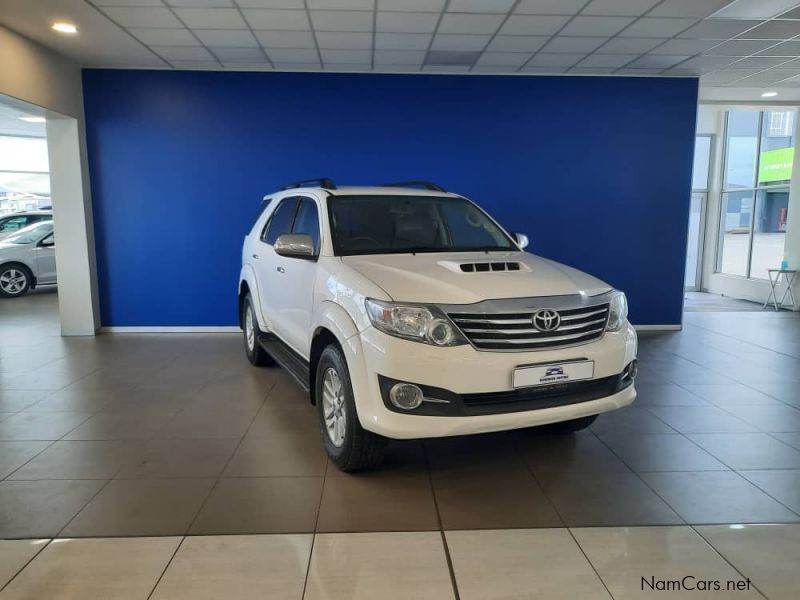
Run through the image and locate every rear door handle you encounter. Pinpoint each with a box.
[277,266,285,273]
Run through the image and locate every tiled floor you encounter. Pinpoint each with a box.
[1,292,800,538]
[1,525,799,599]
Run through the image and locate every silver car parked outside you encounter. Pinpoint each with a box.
[0,220,56,298]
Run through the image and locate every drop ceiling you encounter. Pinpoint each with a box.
[4,0,800,88]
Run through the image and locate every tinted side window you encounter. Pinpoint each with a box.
[0,216,27,232]
[262,198,298,245]
[292,198,320,253]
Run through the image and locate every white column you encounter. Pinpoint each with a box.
[46,115,101,334]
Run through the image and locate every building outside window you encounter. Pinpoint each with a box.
[716,109,794,280]
[0,135,51,214]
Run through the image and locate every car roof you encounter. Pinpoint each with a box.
[3,210,52,216]
[273,186,461,198]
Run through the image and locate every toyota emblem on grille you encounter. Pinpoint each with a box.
[532,309,561,332]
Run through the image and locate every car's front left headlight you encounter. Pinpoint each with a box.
[365,298,468,346]
[606,291,628,332]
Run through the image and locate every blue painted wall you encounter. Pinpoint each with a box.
[82,70,697,327]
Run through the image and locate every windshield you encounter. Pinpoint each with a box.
[4,221,53,245]
[329,195,515,256]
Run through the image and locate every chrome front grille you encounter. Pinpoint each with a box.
[448,303,610,351]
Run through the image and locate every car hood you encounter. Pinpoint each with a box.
[341,251,611,304]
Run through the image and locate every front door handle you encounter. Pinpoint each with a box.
[277,266,285,273]
[252,254,259,259]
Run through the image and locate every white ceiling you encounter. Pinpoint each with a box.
[4,0,800,88]
[0,95,47,138]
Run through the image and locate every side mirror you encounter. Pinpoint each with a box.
[514,232,529,250]
[274,233,316,259]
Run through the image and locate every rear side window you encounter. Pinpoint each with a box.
[292,198,320,253]
[0,216,27,232]
[262,198,298,245]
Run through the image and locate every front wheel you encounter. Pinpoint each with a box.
[242,294,274,366]
[316,344,387,472]
[0,264,32,298]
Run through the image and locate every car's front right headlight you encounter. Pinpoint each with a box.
[365,298,467,346]
[606,291,628,332]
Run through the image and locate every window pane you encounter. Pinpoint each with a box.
[0,136,49,172]
[723,111,760,189]
[750,187,789,280]
[685,192,704,288]
[692,136,711,190]
[758,111,795,187]
[718,190,753,277]
[263,198,297,245]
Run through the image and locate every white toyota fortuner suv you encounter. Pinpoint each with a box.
[239,179,637,471]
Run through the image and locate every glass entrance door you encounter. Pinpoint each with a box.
[685,192,706,290]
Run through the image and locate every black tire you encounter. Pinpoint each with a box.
[540,414,597,433]
[0,263,32,298]
[316,344,387,472]
[242,294,274,366]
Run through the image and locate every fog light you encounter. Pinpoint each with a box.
[389,383,424,410]
[628,359,638,380]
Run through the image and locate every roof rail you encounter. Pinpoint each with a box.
[282,178,337,190]
[380,181,446,192]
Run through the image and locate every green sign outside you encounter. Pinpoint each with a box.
[758,146,794,183]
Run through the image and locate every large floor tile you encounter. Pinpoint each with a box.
[721,405,800,433]
[150,534,312,600]
[0,539,49,589]
[598,433,728,472]
[115,438,239,479]
[425,433,528,479]
[591,407,676,435]
[9,440,145,480]
[63,411,171,440]
[641,471,800,524]
[537,471,682,526]
[433,472,563,529]
[317,474,439,532]
[682,384,782,406]
[447,528,610,599]
[0,411,92,441]
[223,434,326,477]
[696,524,800,600]
[648,406,756,434]
[0,537,180,599]
[190,477,323,534]
[243,406,319,438]
[0,480,105,538]
[61,478,215,537]
[158,407,258,439]
[688,433,800,470]
[0,441,50,479]
[740,470,800,514]
[0,390,49,412]
[634,383,709,406]
[572,526,763,599]
[518,431,632,475]
[304,532,454,600]
[759,383,800,406]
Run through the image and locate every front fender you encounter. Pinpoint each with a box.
[239,264,268,329]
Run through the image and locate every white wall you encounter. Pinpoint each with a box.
[697,103,800,309]
[0,25,100,333]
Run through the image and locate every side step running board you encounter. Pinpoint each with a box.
[257,333,311,392]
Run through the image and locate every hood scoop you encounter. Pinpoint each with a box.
[437,260,529,274]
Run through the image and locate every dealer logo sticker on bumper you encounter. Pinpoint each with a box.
[513,360,595,389]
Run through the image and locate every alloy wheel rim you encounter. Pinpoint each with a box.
[0,269,26,295]
[245,306,255,351]
[322,367,346,447]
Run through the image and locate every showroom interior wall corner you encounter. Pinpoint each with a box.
[82,70,698,328]
[0,26,101,334]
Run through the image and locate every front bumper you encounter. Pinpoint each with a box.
[346,322,638,439]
